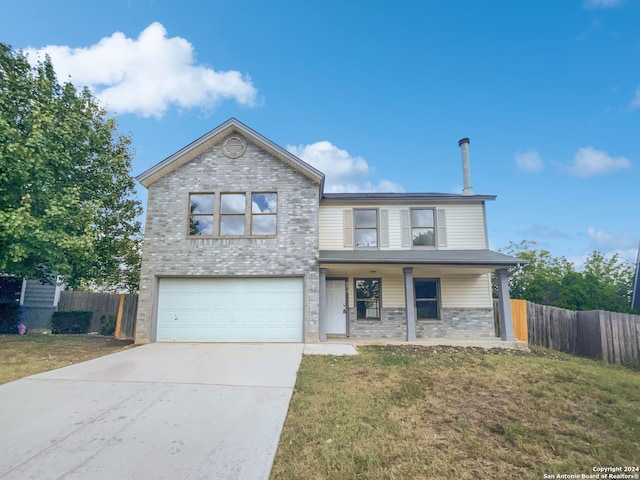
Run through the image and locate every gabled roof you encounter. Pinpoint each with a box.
[136,118,325,189]
[319,249,527,267]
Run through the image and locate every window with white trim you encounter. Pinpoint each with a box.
[354,209,378,247]
[411,208,435,247]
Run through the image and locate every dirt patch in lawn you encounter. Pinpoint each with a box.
[0,333,135,385]
[271,345,640,480]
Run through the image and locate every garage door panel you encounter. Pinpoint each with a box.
[156,278,303,342]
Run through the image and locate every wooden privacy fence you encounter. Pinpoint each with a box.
[492,299,528,342]
[496,299,640,365]
[57,292,138,340]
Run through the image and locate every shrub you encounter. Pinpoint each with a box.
[99,313,117,336]
[51,311,92,334]
[0,301,19,334]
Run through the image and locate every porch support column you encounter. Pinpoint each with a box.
[496,268,515,341]
[319,268,327,342]
[403,267,417,342]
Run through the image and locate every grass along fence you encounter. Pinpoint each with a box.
[57,292,138,340]
[497,299,640,365]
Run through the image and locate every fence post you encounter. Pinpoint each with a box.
[115,294,125,340]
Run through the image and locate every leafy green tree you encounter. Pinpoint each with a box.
[498,241,636,313]
[0,43,142,291]
[498,240,573,304]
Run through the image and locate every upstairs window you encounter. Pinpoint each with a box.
[188,192,278,238]
[411,208,435,246]
[188,194,215,236]
[354,209,378,247]
[220,193,246,236]
[251,193,277,235]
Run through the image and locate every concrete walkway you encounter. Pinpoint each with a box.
[0,343,303,480]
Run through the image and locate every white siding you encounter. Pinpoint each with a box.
[319,203,487,250]
[345,274,405,308]
[440,274,492,308]
[319,206,346,249]
[344,272,492,309]
[441,204,487,249]
[382,275,405,308]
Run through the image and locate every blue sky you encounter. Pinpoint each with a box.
[2,0,638,265]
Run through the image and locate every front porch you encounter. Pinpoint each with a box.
[317,251,520,343]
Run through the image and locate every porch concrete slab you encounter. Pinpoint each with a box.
[304,343,359,355]
[0,343,303,480]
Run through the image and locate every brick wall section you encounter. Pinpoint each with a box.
[417,308,496,337]
[136,137,320,343]
[347,307,407,338]
[347,307,496,339]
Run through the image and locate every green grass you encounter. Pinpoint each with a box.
[271,345,640,480]
[0,333,134,384]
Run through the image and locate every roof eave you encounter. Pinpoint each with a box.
[321,193,497,204]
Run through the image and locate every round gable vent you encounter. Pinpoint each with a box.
[222,135,247,159]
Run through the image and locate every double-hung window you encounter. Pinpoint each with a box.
[354,209,378,247]
[220,193,247,236]
[251,193,277,235]
[411,208,435,247]
[355,278,381,320]
[414,278,439,319]
[188,194,215,236]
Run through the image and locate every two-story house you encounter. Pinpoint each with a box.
[134,118,524,344]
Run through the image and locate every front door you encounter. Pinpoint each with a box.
[326,280,347,335]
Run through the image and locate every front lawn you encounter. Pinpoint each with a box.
[0,333,134,384]
[271,345,640,479]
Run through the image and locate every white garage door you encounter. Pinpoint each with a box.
[156,277,303,342]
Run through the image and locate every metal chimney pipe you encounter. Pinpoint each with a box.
[458,137,473,196]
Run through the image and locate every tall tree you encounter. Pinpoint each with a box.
[499,240,573,304]
[0,44,142,291]
[498,241,635,313]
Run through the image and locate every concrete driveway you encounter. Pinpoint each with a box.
[0,343,303,480]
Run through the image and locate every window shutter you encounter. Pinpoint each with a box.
[401,210,411,247]
[343,209,353,247]
[380,210,389,247]
[437,209,447,247]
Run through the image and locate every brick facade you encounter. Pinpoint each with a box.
[135,137,320,343]
[346,307,496,339]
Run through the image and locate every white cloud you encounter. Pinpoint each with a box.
[25,22,258,118]
[587,227,639,264]
[631,87,640,110]
[564,147,631,177]
[515,150,544,173]
[287,141,404,193]
[584,0,624,8]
